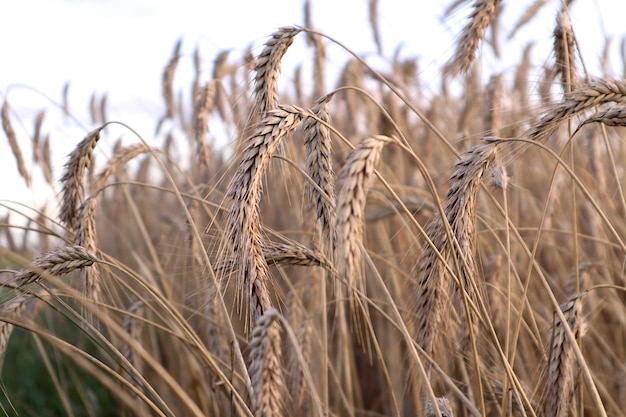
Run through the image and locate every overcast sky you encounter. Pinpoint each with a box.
[2,0,626,217]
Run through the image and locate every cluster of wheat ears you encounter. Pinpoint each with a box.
[2,0,626,416]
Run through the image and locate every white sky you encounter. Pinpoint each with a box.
[1,0,626,220]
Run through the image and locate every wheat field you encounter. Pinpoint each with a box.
[2,1,626,416]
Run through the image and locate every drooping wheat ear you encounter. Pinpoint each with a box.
[543,294,587,417]
[424,396,454,417]
[217,240,333,274]
[59,128,102,233]
[508,0,549,40]
[335,135,393,301]
[484,73,504,136]
[193,80,217,167]
[122,299,145,382]
[253,27,301,117]
[75,198,101,304]
[514,42,534,110]
[302,94,335,242]
[2,100,31,187]
[92,143,150,195]
[226,105,305,322]
[12,245,98,288]
[161,38,182,121]
[288,317,311,412]
[553,10,579,91]
[413,139,499,355]
[525,79,626,142]
[0,292,46,370]
[248,309,285,417]
[576,105,626,132]
[446,0,501,76]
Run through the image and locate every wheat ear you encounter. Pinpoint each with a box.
[414,140,499,355]
[543,294,586,417]
[335,135,393,299]
[446,0,501,75]
[226,105,304,321]
[248,309,285,417]
[302,94,336,241]
[553,10,579,91]
[122,299,145,386]
[12,245,98,288]
[59,128,102,233]
[526,79,626,142]
[194,80,217,167]
[75,197,101,304]
[253,27,301,116]
[0,292,46,370]
[2,100,31,187]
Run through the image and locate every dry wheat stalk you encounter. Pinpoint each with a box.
[446,0,501,75]
[414,140,499,355]
[424,396,454,417]
[2,100,31,187]
[12,245,98,288]
[543,294,586,417]
[59,128,102,232]
[253,27,301,117]
[248,309,285,417]
[226,105,304,321]
[302,94,336,241]
[553,10,579,91]
[335,135,392,300]
[525,78,626,142]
